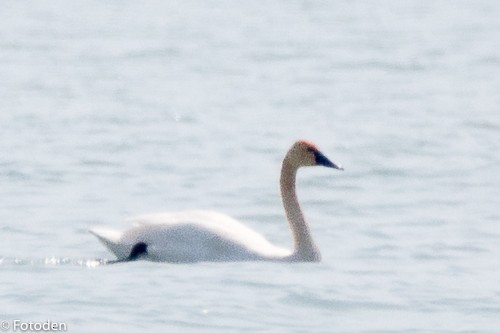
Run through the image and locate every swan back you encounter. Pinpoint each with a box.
[92,211,291,262]
[130,211,291,261]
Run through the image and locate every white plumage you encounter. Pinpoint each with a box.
[91,210,291,262]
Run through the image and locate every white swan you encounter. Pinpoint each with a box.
[90,140,343,263]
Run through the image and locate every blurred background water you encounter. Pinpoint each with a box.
[1,0,500,332]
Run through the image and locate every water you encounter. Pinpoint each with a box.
[1,0,500,331]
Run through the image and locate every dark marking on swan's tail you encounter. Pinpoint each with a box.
[128,242,148,260]
[108,242,148,264]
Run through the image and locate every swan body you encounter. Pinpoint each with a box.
[91,210,292,262]
[90,140,342,263]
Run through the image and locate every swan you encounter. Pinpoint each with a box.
[90,140,343,263]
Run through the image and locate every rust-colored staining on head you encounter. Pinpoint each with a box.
[296,140,319,151]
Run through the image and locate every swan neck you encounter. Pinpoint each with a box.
[280,160,320,262]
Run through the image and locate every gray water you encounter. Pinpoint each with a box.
[1,1,500,332]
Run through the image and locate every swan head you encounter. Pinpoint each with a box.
[286,140,343,170]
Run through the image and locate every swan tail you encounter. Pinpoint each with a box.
[89,228,129,260]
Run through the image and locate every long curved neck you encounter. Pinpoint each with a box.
[280,160,321,262]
